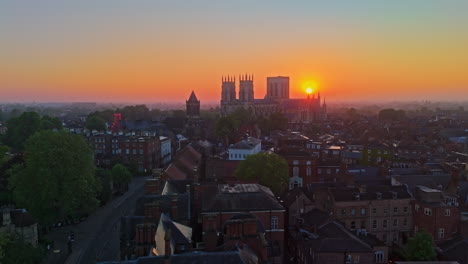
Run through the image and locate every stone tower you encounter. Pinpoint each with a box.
[186,91,200,117]
[239,74,254,102]
[221,76,236,103]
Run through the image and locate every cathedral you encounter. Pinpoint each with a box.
[220,75,327,122]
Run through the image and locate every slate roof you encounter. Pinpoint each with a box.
[229,137,261,150]
[202,184,284,213]
[392,174,451,195]
[300,208,330,227]
[98,249,257,264]
[304,221,374,253]
[330,185,411,202]
[438,235,468,264]
[158,213,191,245]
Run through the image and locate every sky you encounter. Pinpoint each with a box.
[1,0,468,103]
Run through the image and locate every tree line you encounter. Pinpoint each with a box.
[0,112,132,227]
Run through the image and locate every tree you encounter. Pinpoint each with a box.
[111,163,132,192]
[86,115,107,131]
[96,168,112,204]
[403,230,436,261]
[3,112,42,151]
[234,153,289,194]
[40,115,63,130]
[379,108,406,121]
[0,232,44,264]
[9,130,99,224]
[0,145,9,166]
[3,112,63,151]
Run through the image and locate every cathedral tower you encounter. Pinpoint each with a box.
[221,76,236,102]
[239,74,254,102]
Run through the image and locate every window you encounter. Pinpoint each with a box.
[354,255,360,263]
[393,219,398,227]
[404,207,408,213]
[306,167,311,176]
[393,207,398,213]
[439,228,445,239]
[445,209,451,216]
[351,209,356,215]
[403,218,407,226]
[383,220,387,228]
[271,216,278,230]
[293,160,299,165]
[318,168,322,174]
[133,149,136,155]
[372,220,377,229]
[375,251,385,263]
[415,204,420,211]
[373,208,377,214]
[361,208,366,215]
[126,149,129,154]
[341,209,346,216]
[360,220,366,229]
[326,168,331,174]
[424,208,432,216]
[306,161,311,165]
[382,234,387,243]
[293,167,299,177]
[139,149,143,154]
[383,208,387,214]
[350,221,356,230]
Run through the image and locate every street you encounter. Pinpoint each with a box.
[43,175,148,264]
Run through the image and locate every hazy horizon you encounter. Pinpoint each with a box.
[2,1,468,102]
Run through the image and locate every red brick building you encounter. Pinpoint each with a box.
[200,184,285,263]
[412,185,461,242]
[88,134,161,172]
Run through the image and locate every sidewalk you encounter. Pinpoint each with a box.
[42,176,148,264]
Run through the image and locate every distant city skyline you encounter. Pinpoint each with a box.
[1,0,468,102]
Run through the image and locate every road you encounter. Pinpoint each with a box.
[44,175,148,264]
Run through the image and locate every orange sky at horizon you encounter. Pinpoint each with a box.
[1,1,468,103]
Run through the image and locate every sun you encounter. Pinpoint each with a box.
[303,80,319,95]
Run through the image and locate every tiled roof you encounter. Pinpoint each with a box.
[202,184,284,213]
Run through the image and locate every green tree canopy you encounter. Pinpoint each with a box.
[111,163,132,190]
[96,168,112,204]
[86,115,107,131]
[0,232,43,264]
[40,115,63,130]
[379,108,406,121]
[3,112,63,151]
[9,130,99,224]
[234,152,289,194]
[403,230,436,261]
[121,105,150,120]
[3,112,42,151]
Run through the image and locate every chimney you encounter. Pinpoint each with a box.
[171,198,178,221]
